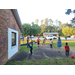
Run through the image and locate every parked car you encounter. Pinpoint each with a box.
[71,35,75,38]
[26,35,34,38]
[31,35,34,38]
[45,35,57,40]
[67,35,71,38]
[38,36,40,38]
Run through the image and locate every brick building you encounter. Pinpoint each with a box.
[0,9,23,65]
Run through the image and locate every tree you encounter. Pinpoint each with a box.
[59,23,66,30]
[35,19,39,24]
[45,25,51,32]
[55,19,58,26]
[65,23,73,27]
[44,18,49,32]
[21,22,41,36]
[58,21,61,24]
[21,23,31,36]
[53,25,57,32]
[40,24,46,33]
[31,23,41,36]
[73,28,75,35]
[41,20,43,24]
[62,26,73,36]
[49,19,53,26]
[44,18,48,26]
[32,22,34,25]
[65,9,72,15]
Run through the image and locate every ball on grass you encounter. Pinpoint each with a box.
[71,55,75,58]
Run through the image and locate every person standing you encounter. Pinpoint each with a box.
[42,36,46,46]
[57,37,61,52]
[27,37,29,48]
[65,43,70,57]
[50,39,53,50]
[37,37,41,47]
[22,36,24,44]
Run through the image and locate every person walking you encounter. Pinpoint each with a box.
[57,37,61,52]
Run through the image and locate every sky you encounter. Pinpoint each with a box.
[17,9,74,25]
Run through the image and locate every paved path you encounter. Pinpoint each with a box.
[8,44,75,62]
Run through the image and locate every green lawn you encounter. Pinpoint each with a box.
[5,58,75,65]
[20,43,37,51]
[5,40,75,65]
[53,42,75,50]
[20,40,75,51]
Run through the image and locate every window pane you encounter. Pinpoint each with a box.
[12,32,16,46]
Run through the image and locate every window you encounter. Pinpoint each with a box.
[53,34,56,36]
[12,32,16,46]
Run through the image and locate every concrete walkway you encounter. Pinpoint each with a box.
[8,44,75,62]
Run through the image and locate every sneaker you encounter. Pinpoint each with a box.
[50,48,53,50]
[51,48,53,50]
[31,52,33,54]
[29,53,32,55]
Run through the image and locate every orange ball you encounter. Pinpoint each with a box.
[71,55,75,58]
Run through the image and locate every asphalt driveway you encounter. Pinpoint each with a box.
[8,44,75,62]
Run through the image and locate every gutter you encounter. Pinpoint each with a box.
[11,9,24,32]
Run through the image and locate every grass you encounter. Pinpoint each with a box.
[5,39,75,65]
[52,41,75,50]
[5,58,75,65]
[20,39,75,51]
[20,43,37,51]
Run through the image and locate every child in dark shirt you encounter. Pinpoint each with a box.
[28,44,33,55]
[65,43,70,57]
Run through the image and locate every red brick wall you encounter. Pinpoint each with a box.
[0,9,21,65]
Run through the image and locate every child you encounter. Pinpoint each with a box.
[42,36,46,46]
[27,37,29,48]
[50,39,53,50]
[28,44,33,55]
[37,37,41,47]
[65,43,70,57]
[22,36,24,44]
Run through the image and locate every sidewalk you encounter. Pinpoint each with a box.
[8,44,75,62]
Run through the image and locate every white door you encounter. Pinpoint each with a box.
[8,28,18,59]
